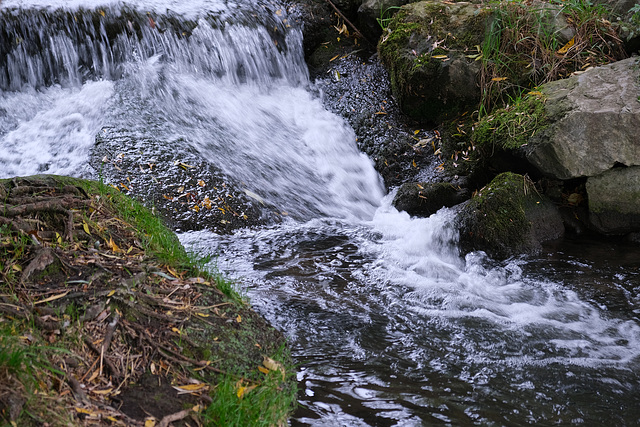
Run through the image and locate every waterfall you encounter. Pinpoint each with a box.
[2,1,640,425]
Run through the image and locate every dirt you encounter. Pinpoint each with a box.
[0,175,291,426]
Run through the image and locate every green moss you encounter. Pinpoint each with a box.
[472,91,548,153]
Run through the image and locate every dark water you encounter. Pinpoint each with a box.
[1,1,640,425]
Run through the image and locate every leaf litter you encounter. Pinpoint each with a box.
[0,176,292,426]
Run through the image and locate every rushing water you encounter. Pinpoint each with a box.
[1,1,640,425]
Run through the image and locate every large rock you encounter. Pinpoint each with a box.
[586,166,640,234]
[525,57,640,180]
[458,172,564,258]
[377,1,489,123]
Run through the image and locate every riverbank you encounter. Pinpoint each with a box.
[0,175,296,426]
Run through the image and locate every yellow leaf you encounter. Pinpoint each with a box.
[56,232,62,244]
[34,290,70,305]
[491,77,508,82]
[76,408,96,415]
[107,290,116,297]
[236,315,242,323]
[83,220,91,235]
[193,204,200,212]
[12,264,22,272]
[173,383,207,394]
[412,160,417,168]
[236,384,257,399]
[195,312,210,317]
[108,237,120,253]
[557,36,575,54]
[198,179,206,187]
[329,54,340,62]
[145,418,157,427]
[413,129,420,135]
[258,366,270,374]
[92,388,113,395]
[171,327,181,334]
[527,91,543,97]
[203,197,212,209]
[432,54,448,59]
[236,385,246,398]
[166,266,180,278]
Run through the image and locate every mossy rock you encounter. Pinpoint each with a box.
[377,1,490,123]
[458,172,563,258]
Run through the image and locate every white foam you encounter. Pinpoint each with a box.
[0,80,113,178]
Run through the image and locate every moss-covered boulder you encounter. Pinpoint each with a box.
[393,181,470,216]
[377,0,490,123]
[458,172,564,258]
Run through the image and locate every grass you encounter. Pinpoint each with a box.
[203,347,297,427]
[479,0,626,114]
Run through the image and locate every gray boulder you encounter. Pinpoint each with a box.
[525,57,640,180]
[586,166,640,234]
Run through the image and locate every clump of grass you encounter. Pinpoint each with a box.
[480,0,625,113]
[203,348,297,427]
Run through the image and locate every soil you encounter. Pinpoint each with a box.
[0,175,290,426]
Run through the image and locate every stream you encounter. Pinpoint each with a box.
[1,0,640,425]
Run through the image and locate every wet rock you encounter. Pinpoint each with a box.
[586,166,640,234]
[458,172,564,259]
[393,181,469,216]
[525,57,640,180]
[315,55,429,187]
[90,127,275,233]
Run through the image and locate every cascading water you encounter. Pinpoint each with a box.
[1,0,640,425]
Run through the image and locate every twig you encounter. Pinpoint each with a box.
[84,336,122,380]
[325,0,371,45]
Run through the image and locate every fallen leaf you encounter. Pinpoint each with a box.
[107,237,120,253]
[91,388,113,395]
[34,290,70,305]
[198,179,206,187]
[557,36,575,54]
[173,383,207,394]
[236,384,257,399]
[263,356,285,380]
[145,419,156,427]
[83,220,91,235]
[432,54,448,59]
[236,315,242,323]
[258,366,270,374]
[491,77,508,82]
[107,290,116,297]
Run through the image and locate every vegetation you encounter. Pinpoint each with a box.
[0,175,296,426]
[480,0,626,112]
